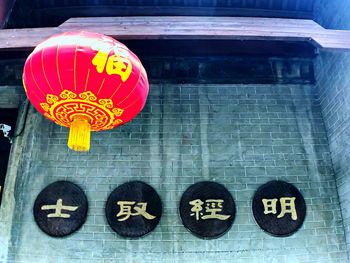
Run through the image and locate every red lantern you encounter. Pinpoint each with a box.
[22,31,149,152]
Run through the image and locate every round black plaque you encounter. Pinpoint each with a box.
[252,180,306,237]
[33,181,88,237]
[179,181,236,239]
[105,181,162,238]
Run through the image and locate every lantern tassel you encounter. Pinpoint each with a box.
[68,116,91,152]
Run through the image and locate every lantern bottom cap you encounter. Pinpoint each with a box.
[68,115,91,152]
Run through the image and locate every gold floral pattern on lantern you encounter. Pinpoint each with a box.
[98,99,114,109]
[60,90,77,99]
[40,90,124,131]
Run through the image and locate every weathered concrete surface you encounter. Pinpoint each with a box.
[0,102,36,262]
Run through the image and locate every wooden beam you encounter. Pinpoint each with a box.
[0,16,349,51]
[32,6,314,20]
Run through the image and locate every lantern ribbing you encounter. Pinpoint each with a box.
[22,31,149,152]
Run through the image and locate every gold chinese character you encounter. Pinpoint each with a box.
[41,199,79,218]
[262,197,297,220]
[202,199,231,220]
[116,201,156,221]
[105,50,132,81]
[262,198,278,215]
[277,197,297,220]
[189,199,204,220]
[189,199,231,221]
[91,42,110,73]
[91,45,132,82]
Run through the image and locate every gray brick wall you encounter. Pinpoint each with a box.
[0,86,25,108]
[314,0,350,260]
[314,50,350,260]
[0,83,347,262]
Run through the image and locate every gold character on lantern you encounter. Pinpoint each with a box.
[91,49,108,73]
[92,45,132,82]
[116,201,156,221]
[41,199,79,218]
[262,197,297,220]
[189,199,231,221]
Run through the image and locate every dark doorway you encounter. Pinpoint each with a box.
[0,108,18,206]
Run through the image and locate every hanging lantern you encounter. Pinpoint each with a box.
[22,31,149,152]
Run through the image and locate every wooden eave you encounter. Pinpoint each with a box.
[1,16,350,51]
